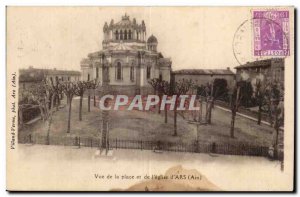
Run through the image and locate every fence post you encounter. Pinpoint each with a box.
[78,137,81,148]
[91,138,93,148]
[141,140,143,151]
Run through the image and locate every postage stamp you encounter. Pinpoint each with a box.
[253,10,290,56]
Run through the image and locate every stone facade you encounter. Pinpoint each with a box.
[80,14,172,96]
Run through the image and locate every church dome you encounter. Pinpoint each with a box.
[147,35,158,44]
[115,14,132,27]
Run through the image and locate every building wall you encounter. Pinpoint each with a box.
[173,74,235,89]
[81,67,94,81]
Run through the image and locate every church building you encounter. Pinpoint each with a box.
[80,14,172,95]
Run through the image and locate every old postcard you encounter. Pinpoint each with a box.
[6,6,295,191]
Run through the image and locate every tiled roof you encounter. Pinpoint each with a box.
[172,69,235,75]
[234,59,272,69]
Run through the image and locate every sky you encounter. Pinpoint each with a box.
[7,7,293,72]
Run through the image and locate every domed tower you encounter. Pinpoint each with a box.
[147,35,158,52]
[102,14,147,50]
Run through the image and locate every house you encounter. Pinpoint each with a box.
[234,58,284,86]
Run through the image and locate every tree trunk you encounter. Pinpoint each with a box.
[67,97,72,133]
[268,102,273,126]
[158,94,162,114]
[50,94,55,111]
[39,106,45,121]
[49,94,52,109]
[173,98,178,136]
[94,95,96,107]
[230,87,240,138]
[164,107,168,123]
[46,114,53,145]
[230,110,236,138]
[205,98,209,123]
[88,95,91,112]
[207,99,212,124]
[273,110,280,159]
[79,95,83,121]
[101,110,109,152]
[198,98,202,123]
[257,103,262,125]
[56,94,59,111]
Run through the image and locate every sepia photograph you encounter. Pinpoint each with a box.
[6,6,295,191]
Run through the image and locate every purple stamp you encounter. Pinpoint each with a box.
[253,10,290,56]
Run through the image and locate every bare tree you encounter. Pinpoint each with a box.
[61,81,77,133]
[197,79,229,124]
[86,79,99,112]
[254,80,268,125]
[48,77,63,111]
[230,85,241,138]
[171,79,194,136]
[266,82,284,159]
[230,81,252,138]
[148,78,172,122]
[148,78,163,114]
[19,79,57,144]
[74,81,87,121]
[22,80,53,121]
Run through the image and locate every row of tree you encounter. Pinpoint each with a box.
[19,79,99,134]
[148,77,284,142]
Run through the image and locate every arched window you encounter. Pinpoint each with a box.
[124,30,127,40]
[120,30,123,40]
[136,32,139,40]
[147,66,151,79]
[96,67,99,78]
[116,62,122,80]
[130,66,134,81]
[128,30,132,39]
[115,30,119,40]
[87,74,90,81]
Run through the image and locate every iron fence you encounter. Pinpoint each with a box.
[18,133,269,157]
